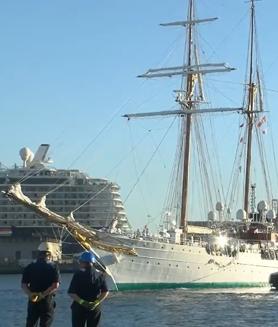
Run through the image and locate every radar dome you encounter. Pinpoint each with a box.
[236,209,247,221]
[208,211,216,221]
[19,147,34,167]
[216,202,224,212]
[257,200,268,212]
[266,209,275,221]
[171,220,177,227]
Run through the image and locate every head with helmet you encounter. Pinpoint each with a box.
[79,251,96,269]
[37,242,53,261]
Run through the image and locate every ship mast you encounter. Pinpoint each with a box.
[180,0,194,235]
[123,0,241,239]
[243,0,256,214]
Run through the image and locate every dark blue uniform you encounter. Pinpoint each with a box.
[22,259,60,327]
[68,267,108,327]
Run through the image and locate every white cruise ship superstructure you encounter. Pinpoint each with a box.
[0,144,130,266]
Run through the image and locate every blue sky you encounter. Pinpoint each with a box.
[0,0,278,230]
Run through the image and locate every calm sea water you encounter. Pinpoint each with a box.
[1,274,278,327]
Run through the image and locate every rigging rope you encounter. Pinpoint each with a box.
[104,130,149,179]
[226,124,247,212]
[194,117,214,210]
[123,117,177,204]
[209,116,225,205]
[160,119,183,228]
[127,123,151,220]
[255,125,272,203]
[71,183,112,214]
[269,122,278,193]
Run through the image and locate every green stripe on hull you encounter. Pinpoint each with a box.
[116,282,269,291]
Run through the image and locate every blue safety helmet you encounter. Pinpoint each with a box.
[79,251,96,263]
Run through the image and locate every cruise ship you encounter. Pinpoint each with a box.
[0,144,130,269]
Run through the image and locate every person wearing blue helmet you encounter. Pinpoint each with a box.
[68,251,109,327]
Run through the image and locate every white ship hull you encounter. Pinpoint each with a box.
[99,238,278,290]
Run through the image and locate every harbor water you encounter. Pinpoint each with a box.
[1,274,278,327]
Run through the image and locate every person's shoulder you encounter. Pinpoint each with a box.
[22,261,36,276]
[72,269,83,278]
[24,261,36,270]
[93,269,106,280]
[69,269,83,283]
[47,261,57,268]
[46,261,59,272]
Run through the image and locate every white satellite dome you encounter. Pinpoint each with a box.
[171,220,177,227]
[208,211,216,221]
[236,209,247,221]
[216,202,224,212]
[266,209,275,221]
[257,200,268,212]
[19,147,31,161]
[19,147,34,167]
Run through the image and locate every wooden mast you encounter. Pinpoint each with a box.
[243,0,256,215]
[124,1,239,239]
[180,0,194,235]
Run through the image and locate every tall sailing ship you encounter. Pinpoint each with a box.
[4,0,278,290]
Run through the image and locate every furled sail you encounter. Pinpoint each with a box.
[2,183,137,257]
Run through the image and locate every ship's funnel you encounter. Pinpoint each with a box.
[29,144,51,168]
